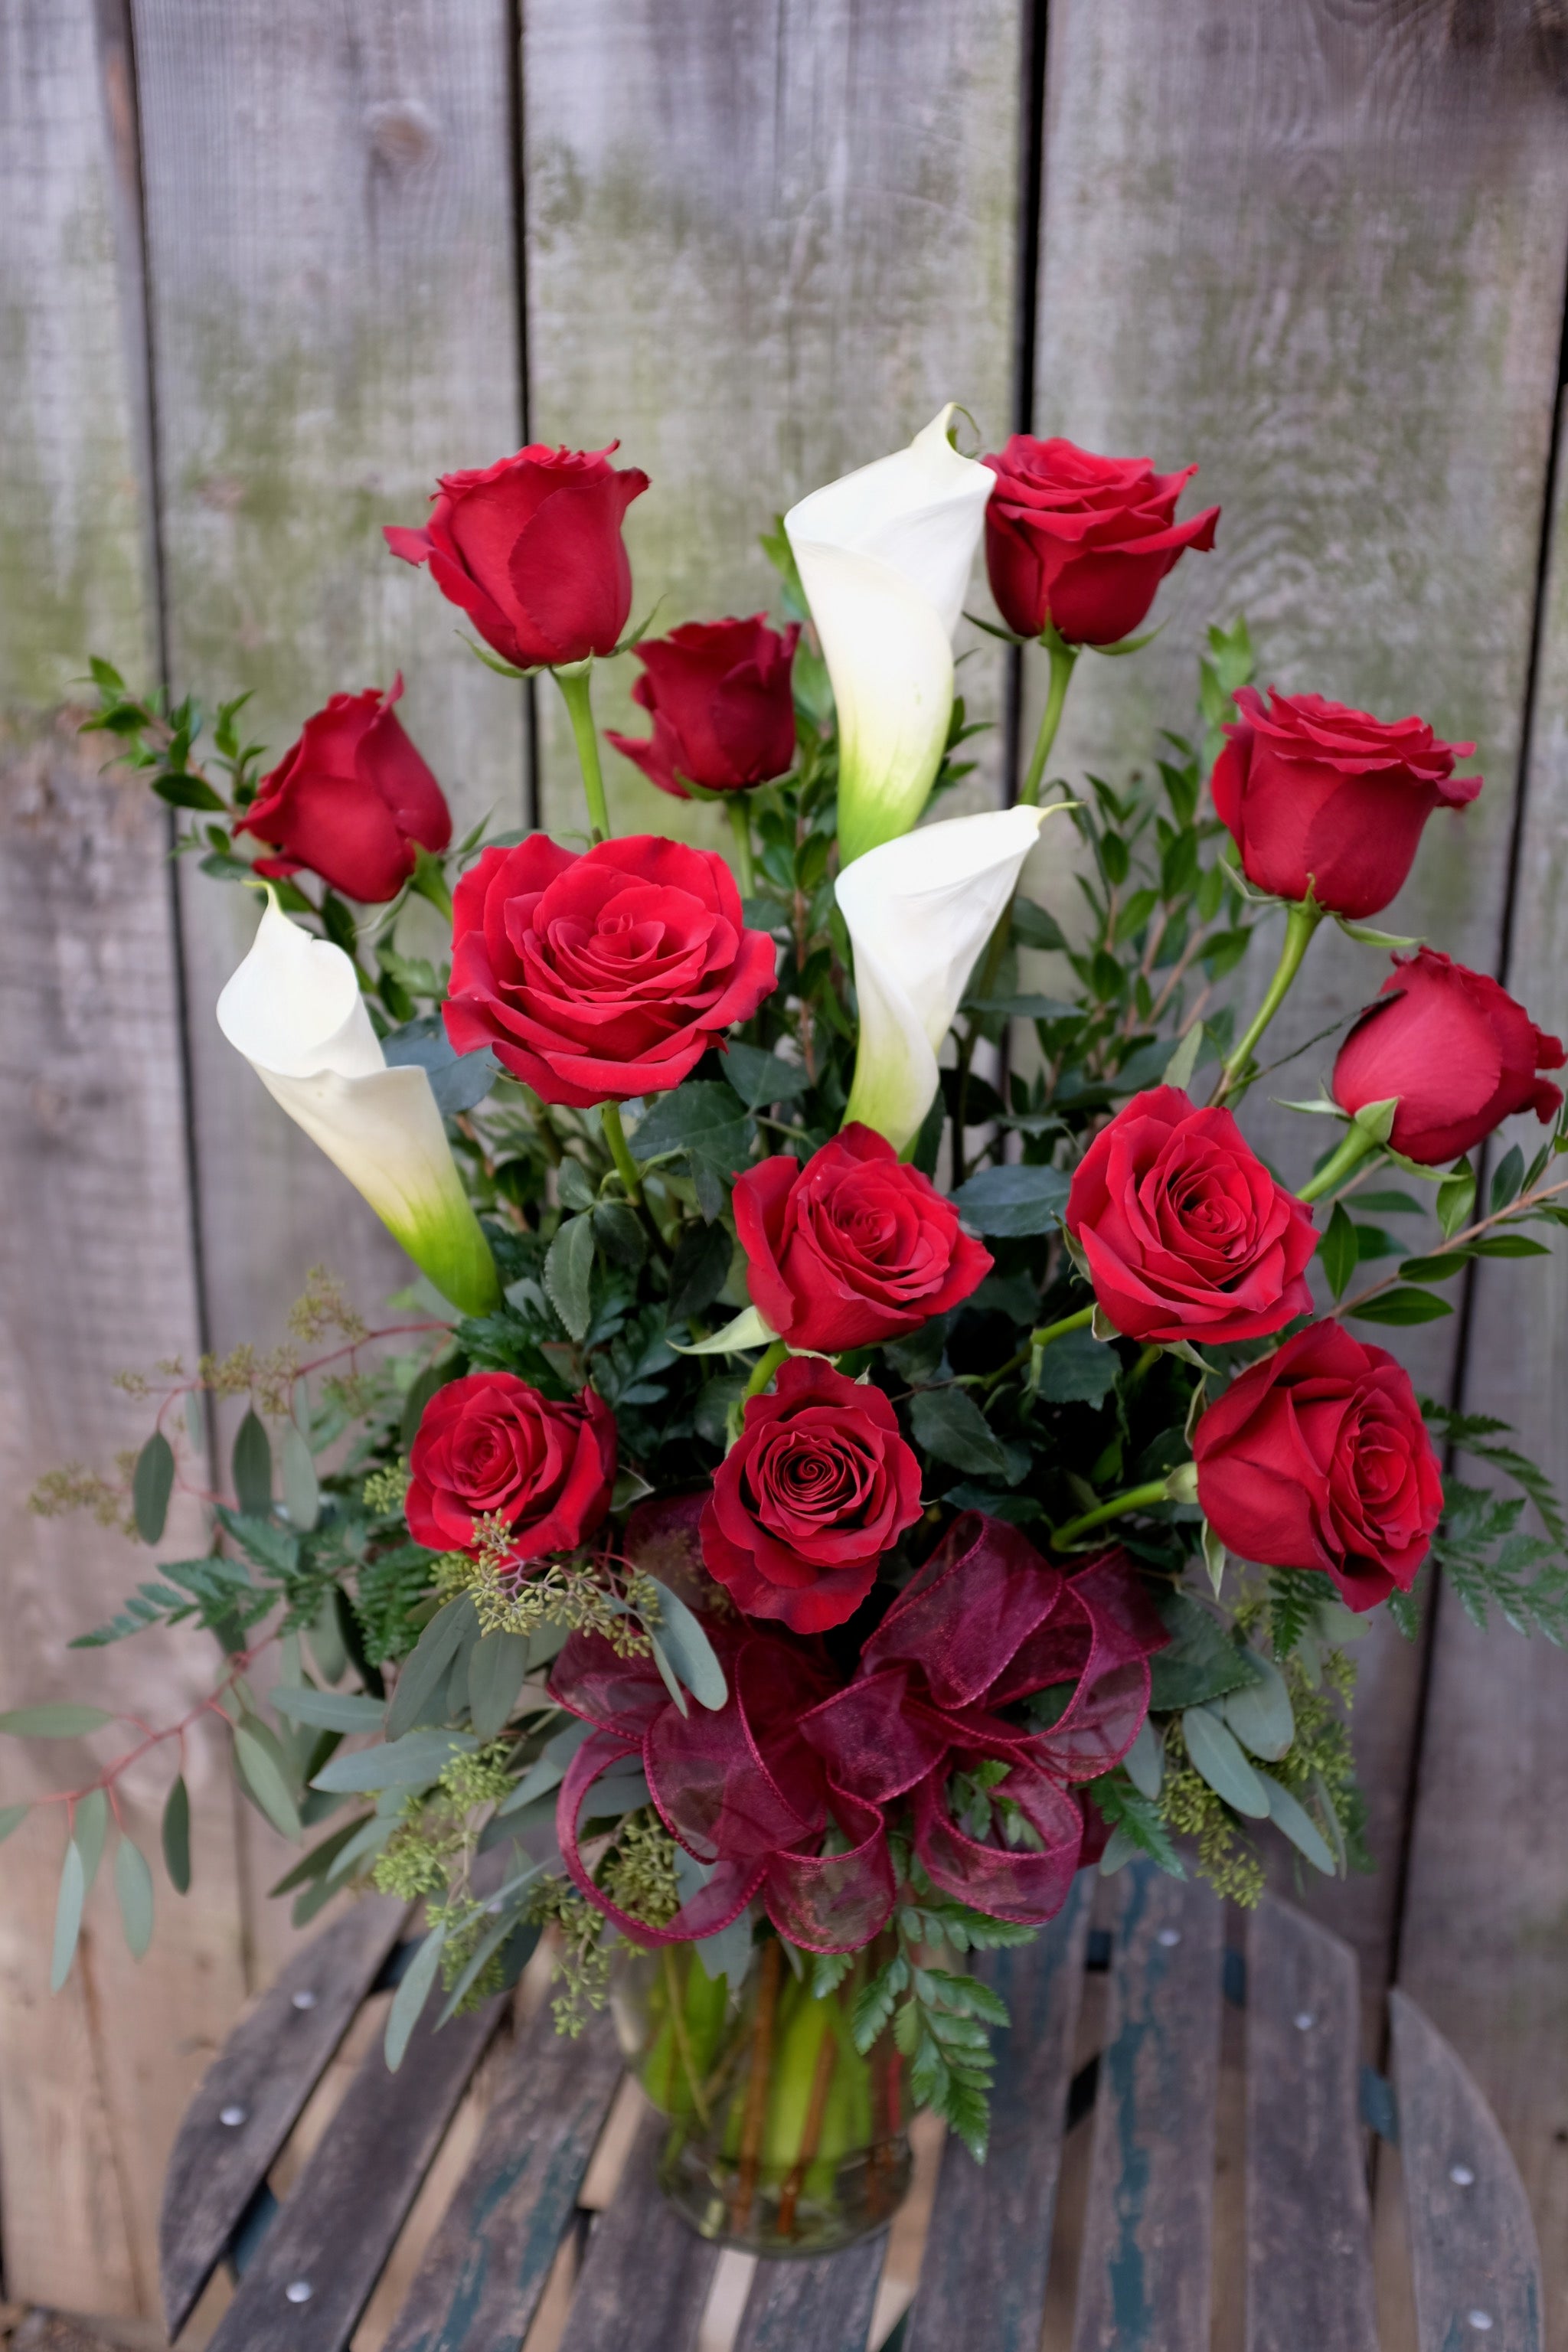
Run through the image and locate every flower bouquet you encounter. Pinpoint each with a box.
[22,407,1568,2256]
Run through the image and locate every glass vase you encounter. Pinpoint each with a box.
[609,1932,912,2255]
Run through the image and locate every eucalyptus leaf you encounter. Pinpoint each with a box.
[51,1839,86,1992]
[1263,1775,1335,1873]
[162,1774,191,1893]
[0,1704,113,1737]
[384,1924,446,2070]
[231,1409,273,1517]
[74,1788,108,1891]
[133,1432,175,1545]
[235,1718,302,1838]
[386,1596,475,1740]
[1124,1718,1164,1802]
[272,1687,387,1733]
[468,1632,530,1740]
[312,1727,478,1794]
[497,1719,592,1815]
[308,1589,348,1686]
[648,1633,690,1717]
[115,1837,155,1958]
[282,1424,320,1532]
[1182,1706,1270,1817]
[643,1576,727,1710]
[1220,1651,1295,1760]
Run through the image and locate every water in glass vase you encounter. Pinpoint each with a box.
[610,1932,913,2255]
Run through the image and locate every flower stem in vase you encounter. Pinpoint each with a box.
[776,2009,841,2239]
[732,1936,782,2231]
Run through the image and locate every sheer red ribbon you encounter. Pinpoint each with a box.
[550,1511,1166,1952]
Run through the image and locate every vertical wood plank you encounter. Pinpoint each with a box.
[1027,0,1568,2034]
[1069,1867,1223,2352]
[129,0,528,1976]
[1390,1989,1544,2352]
[1395,371,1568,2347]
[555,2109,721,2352]
[903,1873,1091,2352]
[131,0,527,1347]
[0,0,251,2314]
[1246,1898,1377,2352]
[521,0,1024,844]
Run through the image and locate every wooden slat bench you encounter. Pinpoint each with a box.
[158,1867,1543,2351]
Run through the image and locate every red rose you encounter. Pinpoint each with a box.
[235,675,451,903]
[1066,1086,1317,1345]
[443,833,776,1106]
[733,1124,992,1354]
[701,1358,923,1631]
[1210,687,1481,920]
[384,443,648,671]
[982,436,1218,647]
[605,616,801,800]
[407,1371,616,1566]
[1192,1322,1442,1610]
[1331,946,1564,1166]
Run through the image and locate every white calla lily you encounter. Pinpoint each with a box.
[786,406,993,865]
[217,897,500,1316]
[837,804,1052,1152]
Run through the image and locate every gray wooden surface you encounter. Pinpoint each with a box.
[903,1875,1091,2352]
[1070,1870,1223,2352]
[159,1893,407,2336]
[5,0,1568,2323]
[153,1877,1547,2350]
[1245,1898,1377,2352]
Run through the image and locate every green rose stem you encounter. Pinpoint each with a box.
[1296,1121,1382,1204]
[1053,1478,1172,1550]
[727,795,756,898]
[553,662,612,843]
[1211,898,1324,1106]
[743,1338,789,1401]
[952,631,1080,1179]
[978,1301,1096,1393]
[1018,629,1080,808]
[599,1101,645,1208]
[733,1937,783,2230]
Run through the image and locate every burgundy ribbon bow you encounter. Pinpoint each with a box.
[550,1511,1165,1953]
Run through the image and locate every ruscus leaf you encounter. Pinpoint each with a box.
[162,1775,191,1893]
[115,1837,155,1958]
[133,1432,175,1544]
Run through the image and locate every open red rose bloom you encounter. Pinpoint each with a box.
[552,1511,1167,1952]
[444,832,776,1105]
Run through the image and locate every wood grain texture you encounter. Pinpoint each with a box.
[128,0,529,1981]
[378,2001,622,2352]
[1070,1866,1223,2352]
[1246,1896,1377,2352]
[732,2233,887,2352]
[0,6,254,2309]
[554,2107,721,2352]
[1024,0,1568,2039]
[521,0,1023,844]
[204,1980,507,2352]
[129,0,527,1354]
[159,1892,407,2336]
[1390,1988,1544,2352]
[903,1873,1090,2352]
[1395,376,1568,2350]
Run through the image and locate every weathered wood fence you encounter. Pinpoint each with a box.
[3,0,1568,2333]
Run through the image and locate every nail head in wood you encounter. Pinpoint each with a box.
[289,1990,316,2011]
[219,2104,247,2127]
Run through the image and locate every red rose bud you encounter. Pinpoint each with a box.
[701,1357,923,1632]
[384,442,649,671]
[407,1370,616,1566]
[1067,1086,1318,1344]
[1210,686,1481,920]
[444,833,776,1106]
[733,1123,992,1354]
[1331,947,1564,1166]
[1193,1322,1442,1610]
[606,616,801,800]
[982,436,1218,647]
[236,675,451,903]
